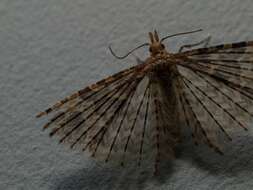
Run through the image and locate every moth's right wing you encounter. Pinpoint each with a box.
[171,41,253,154]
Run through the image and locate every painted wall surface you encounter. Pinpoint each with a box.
[1,1,253,189]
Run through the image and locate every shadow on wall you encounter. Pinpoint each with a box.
[181,133,253,176]
[52,133,253,190]
[52,162,174,190]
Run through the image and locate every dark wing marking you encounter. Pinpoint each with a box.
[175,41,253,152]
[138,86,151,166]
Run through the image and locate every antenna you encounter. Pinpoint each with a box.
[109,43,149,59]
[161,29,203,42]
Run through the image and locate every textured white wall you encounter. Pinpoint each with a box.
[1,0,253,189]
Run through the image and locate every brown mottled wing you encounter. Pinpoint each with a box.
[36,64,144,118]
[37,62,180,171]
[175,41,253,153]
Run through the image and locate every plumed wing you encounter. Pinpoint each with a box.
[174,41,253,153]
[37,62,180,172]
[36,64,144,118]
[181,41,253,96]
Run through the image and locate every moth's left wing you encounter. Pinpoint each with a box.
[175,41,253,151]
[36,62,178,171]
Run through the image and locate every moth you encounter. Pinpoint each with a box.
[37,29,253,173]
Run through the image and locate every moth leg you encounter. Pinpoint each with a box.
[178,35,211,53]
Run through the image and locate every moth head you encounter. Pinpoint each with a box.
[148,30,166,56]
[108,29,202,60]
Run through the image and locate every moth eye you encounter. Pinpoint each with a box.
[149,47,153,52]
[161,44,165,49]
